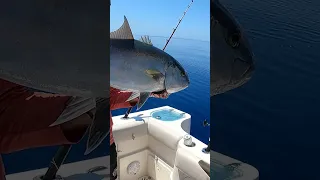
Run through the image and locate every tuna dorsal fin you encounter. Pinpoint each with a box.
[110,16,134,40]
[140,35,153,45]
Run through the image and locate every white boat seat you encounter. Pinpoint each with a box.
[173,148,210,180]
[147,120,184,151]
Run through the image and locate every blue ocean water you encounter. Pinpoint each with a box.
[2,37,210,174]
[113,36,210,143]
[212,0,320,180]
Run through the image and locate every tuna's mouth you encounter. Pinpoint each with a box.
[152,89,170,99]
[153,89,168,95]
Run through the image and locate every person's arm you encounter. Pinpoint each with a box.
[0,79,93,154]
[111,99,138,110]
[110,87,133,110]
[110,93,138,110]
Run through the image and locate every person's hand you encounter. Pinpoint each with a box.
[150,91,170,99]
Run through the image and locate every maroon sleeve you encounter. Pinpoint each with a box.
[0,78,80,154]
[110,87,138,110]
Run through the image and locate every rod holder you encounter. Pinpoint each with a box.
[202,138,210,154]
[123,107,133,119]
[42,144,72,180]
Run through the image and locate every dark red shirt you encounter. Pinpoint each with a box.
[0,79,73,180]
[0,79,72,153]
[0,80,136,179]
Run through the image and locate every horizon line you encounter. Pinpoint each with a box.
[134,34,209,43]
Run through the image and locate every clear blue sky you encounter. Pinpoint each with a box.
[110,0,209,41]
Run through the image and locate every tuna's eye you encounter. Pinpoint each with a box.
[181,72,185,77]
[228,33,240,48]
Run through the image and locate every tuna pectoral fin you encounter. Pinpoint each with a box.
[126,92,140,102]
[49,97,96,127]
[136,92,150,110]
[145,69,164,82]
[84,98,110,155]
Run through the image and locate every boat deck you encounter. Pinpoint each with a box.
[6,106,259,180]
[6,156,110,180]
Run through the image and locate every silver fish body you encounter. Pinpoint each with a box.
[111,39,167,92]
[110,16,190,109]
[211,0,255,96]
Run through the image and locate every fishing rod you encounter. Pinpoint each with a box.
[42,144,72,180]
[163,0,194,51]
[123,0,194,118]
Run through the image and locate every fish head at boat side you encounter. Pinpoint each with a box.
[210,0,255,96]
[110,16,190,109]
